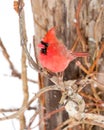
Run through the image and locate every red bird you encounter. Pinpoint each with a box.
[38,27,88,73]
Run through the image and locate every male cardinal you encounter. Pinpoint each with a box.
[38,27,88,73]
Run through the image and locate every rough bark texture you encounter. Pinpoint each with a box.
[31,0,104,130]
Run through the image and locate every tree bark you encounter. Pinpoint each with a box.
[31,0,104,130]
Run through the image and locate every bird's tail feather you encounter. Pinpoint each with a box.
[72,52,88,57]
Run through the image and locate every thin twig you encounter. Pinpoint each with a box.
[0,107,37,113]
[0,39,38,83]
[75,0,86,49]
[54,118,80,130]
[89,42,104,73]
[0,39,21,78]
[75,0,89,67]
[0,85,60,121]
[55,113,104,130]
[27,109,40,130]
[33,106,65,129]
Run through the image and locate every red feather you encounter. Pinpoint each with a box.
[38,27,88,73]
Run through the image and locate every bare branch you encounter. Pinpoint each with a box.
[0,39,38,83]
[57,113,104,130]
[18,0,28,129]
[0,39,21,78]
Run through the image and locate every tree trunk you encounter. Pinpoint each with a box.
[31,0,104,130]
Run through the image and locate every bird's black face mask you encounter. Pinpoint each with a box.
[40,41,48,55]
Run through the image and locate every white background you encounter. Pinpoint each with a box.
[0,0,39,129]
